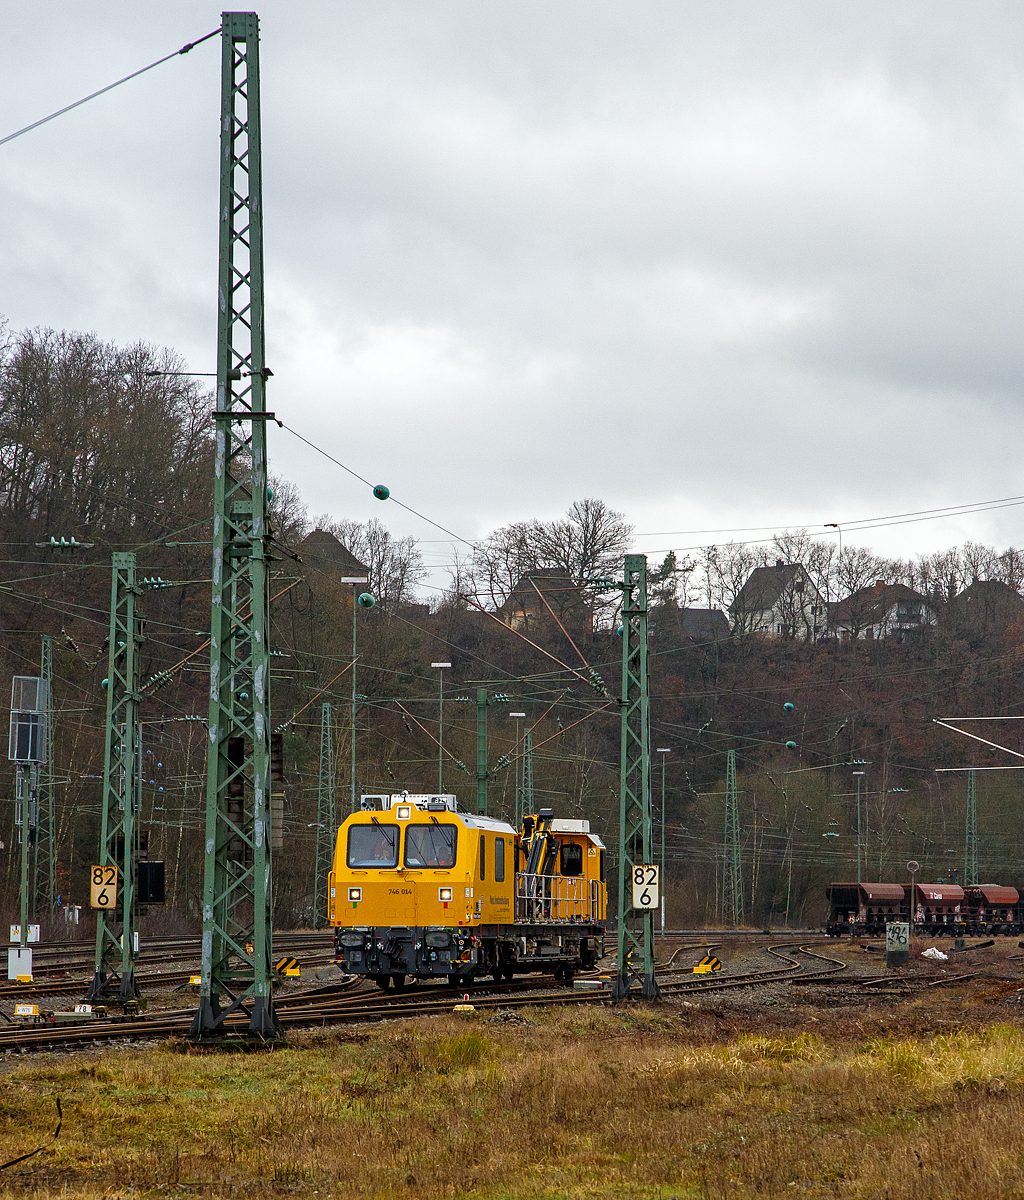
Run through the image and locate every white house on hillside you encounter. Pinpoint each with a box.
[730,561,826,639]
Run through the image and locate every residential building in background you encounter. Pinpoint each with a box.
[499,568,593,633]
[730,561,825,639]
[830,581,938,642]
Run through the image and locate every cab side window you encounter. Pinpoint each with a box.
[479,834,486,880]
[495,837,505,882]
[560,842,583,877]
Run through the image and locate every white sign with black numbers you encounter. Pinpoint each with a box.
[632,864,659,910]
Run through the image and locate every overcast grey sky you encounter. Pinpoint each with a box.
[1,2,1022,594]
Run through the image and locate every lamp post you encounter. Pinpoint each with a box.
[341,571,370,815]
[656,748,670,934]
[431,664,451,792]
[825,523,842,619]
[509,712,526,825]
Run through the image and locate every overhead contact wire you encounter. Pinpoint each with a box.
[392,702,467,772]
[460,593,602,694]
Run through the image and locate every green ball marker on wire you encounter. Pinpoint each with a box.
[373,484,390,501]
[783,702,795,712]
[785,740,798,750]
[358,593,376,608]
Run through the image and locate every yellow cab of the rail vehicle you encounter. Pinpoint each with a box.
[329,793,606,990]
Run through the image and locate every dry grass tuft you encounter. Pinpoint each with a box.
[1,1007,1024,1197]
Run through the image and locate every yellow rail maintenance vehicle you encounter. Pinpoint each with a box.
[329,793,606,990]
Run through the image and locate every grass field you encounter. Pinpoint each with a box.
[1,1000,1024,1198]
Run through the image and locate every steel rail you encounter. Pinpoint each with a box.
[0,939,335,1002]
[0,945,847,1051]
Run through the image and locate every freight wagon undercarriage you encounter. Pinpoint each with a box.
[335,923,605,989]
[826,915,1020,937]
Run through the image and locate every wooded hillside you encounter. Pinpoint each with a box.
[1,323,1020,929]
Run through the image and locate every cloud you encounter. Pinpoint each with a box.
[1,1,1023,586]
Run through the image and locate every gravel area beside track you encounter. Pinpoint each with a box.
[0,934,1018,1056]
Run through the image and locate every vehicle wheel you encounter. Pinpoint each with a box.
[373,974,391,991]
[447,974,462,988]
[502,968,515,982]
[391,974,407,992]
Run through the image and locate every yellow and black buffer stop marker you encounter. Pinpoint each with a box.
[275,957,301,977]
[692,955,722,975]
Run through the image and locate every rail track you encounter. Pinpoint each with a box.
[0,942,848,1052]
[0,933,335,1002]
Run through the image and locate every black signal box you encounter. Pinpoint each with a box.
[138,861,165,904]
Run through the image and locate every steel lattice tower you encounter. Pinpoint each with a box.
[965,768,978,886]
[89,553,141,999]
[722,749,743,925]
[476,688,489,814]
[191,11,277,1038]
[32,634,55,914]
[612,554,660,1000]
[462,689,512,816]
[519,730,534,825]
[312,703,335,927]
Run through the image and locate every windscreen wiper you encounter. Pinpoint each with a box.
[371,815,396,851]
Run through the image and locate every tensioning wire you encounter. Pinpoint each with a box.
[276,420,479,551]
[0,28,220,148]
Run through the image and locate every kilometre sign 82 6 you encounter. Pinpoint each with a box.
[632,864,659,910]
[90,864,117,910]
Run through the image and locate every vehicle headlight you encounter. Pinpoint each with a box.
[340,933,364,948]
[439,887,453,902]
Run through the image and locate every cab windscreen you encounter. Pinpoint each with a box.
[347,824,399,867]
[404,824,458,868]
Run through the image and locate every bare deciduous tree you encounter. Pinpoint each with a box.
[470,498,633,612]
[319,516,425,614]
[0,327,213,545]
